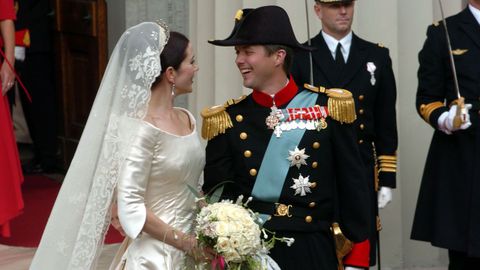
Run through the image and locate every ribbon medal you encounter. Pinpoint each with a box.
[269,105,329,137]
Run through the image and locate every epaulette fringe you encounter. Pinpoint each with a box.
[201,105,232,140]
[304,84,357,124]
[201,95,247,140]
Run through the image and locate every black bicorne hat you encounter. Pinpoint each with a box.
[208,5,313,51]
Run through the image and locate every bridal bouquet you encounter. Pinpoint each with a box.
[194,196,294,270]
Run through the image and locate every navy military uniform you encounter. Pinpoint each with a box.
[204,6,371,269]
[13,0,57,173]
[203,79,370,269]
[291,31,398,266]
[411,6,480,266]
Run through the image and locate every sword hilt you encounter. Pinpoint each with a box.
[452,97,466,129]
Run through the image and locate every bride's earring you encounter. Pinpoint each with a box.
[171,83,176,96]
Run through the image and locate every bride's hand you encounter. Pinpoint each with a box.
[182,235,216,262]
[110,202,126,236]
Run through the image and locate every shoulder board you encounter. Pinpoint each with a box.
[433,21,440,27]
[304,83,327,94]
[225,95,247,106]
[201,95,247,140]
[303,84,356,124]
[377,43,385,48]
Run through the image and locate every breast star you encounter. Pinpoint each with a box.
[287,147,309,169]
[290,174,312,196]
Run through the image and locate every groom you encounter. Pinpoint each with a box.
[203,5,371,269]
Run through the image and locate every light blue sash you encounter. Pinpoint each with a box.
[251,90,318,222]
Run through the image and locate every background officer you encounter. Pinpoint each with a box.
[291,0,398,268]
[411,1,480,269]
[13,0,57,174]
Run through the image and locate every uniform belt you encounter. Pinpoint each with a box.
[249,200,329,220]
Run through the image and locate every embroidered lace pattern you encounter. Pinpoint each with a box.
[29,22,169,270]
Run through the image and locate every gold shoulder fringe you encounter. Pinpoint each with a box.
[304,84,357,124]
[201,105,232,140]
[201,95,247,140]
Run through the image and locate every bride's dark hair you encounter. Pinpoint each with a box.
[160,31,189,73]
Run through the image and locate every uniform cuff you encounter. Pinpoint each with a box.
[430,106,448,129]
[378,171,396,188]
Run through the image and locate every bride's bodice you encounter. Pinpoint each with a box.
[116,109,205,238]
[114,110,205,270]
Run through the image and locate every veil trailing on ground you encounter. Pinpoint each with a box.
[29,22,169,270]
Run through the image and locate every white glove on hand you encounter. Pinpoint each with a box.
[14,46,26,62]
[345,266,364,270]
[438,104,472,135]
[378,186,392,209]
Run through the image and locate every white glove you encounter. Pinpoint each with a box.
[15,46,26,61]
[345,266,364,270]
[438,104,472,135]
[377,186,392,209]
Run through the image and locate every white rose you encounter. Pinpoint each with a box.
[216,221,233,236]
[216,236,231,253]
[223,250,242,263]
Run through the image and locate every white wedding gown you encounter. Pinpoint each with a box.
[111,109,205,270]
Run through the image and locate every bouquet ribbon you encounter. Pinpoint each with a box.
[211,256,225,270]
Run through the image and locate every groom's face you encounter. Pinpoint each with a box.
[234,45,279,91]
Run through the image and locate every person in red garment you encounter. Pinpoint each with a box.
[0,0,24,238]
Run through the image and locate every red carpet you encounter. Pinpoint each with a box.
[0,175,124,247]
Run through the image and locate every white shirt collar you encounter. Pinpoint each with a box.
[469,4,480,25]
[321,31,353,63]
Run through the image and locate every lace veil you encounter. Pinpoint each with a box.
[29,22,169,270]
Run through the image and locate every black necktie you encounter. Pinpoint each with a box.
[335,43,345,66]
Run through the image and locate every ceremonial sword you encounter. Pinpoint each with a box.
[438,0,468,128]
[305,0,314,85]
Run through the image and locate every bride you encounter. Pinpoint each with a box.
[30,21,210,270]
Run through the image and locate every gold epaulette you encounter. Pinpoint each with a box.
[419,101,444,124]
[433,21,440,27]
[378,154,397,173]
[377,43,385,48]
[201,95,247,140]
[304,84,357,124]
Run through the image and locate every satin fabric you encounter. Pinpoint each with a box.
[112,109,205,270]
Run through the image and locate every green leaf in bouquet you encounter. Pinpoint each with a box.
[187,181,234,204]
[205,181,234,203]
[187,184,202,198]
[208,185,224,203]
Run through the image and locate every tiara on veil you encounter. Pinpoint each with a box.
[156,19,170,44]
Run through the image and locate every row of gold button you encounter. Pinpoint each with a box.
[358,94,365,144]
[237,113,319,220]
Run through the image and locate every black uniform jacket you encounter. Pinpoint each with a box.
[15,0,53,53]
[291,32,398,189]
[411,7,480,257]
[203,80,370,244]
